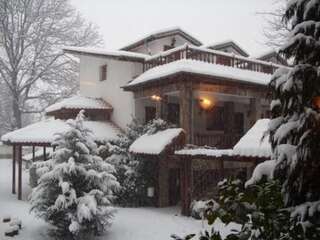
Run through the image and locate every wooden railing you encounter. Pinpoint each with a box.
[193,132,242,148]
[143,45,278,74]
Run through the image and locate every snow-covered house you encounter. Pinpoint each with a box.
[2,27,284,214]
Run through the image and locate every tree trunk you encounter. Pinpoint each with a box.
[12,96,22,129]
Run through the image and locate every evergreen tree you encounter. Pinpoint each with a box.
[269,0,320,207]
[30,111,119,239]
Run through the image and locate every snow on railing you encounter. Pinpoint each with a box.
[143,44,280,74]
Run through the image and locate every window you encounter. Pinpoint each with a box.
[145,106,156,123]
[206,107,225,131]
[234,112,244,134]
[100,64,107,81]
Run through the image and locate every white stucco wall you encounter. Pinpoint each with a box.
[79,55,143,129]
[132,35,194,55]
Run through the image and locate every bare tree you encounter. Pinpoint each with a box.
[0,0,103,130]
[258,0,290,49]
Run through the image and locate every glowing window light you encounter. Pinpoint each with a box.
[151,95,162,101]
[199,98,213,110]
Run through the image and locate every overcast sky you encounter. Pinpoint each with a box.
[70,0,280,56]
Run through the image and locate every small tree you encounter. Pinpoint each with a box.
[30,111,119,239]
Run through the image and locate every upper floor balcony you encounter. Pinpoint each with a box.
[143,44,280,75]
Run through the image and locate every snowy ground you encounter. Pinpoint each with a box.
[0,159,237,240]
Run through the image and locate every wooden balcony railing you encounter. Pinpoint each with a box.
[143,45,279,75]
[193,132,242,148]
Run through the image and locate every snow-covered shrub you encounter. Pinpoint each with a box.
[30,111,119,239]
[106,118,170,206]
[190,200,218,220]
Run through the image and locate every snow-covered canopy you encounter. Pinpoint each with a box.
[129,128,184,155]
[1,119,121,144]
[233,119,271,158]
[45,96,112,113]
[126,59,272,88]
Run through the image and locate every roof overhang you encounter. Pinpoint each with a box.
[63,47,146,63]
[123,71,269,92]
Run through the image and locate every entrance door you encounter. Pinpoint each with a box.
[168,168,180,205]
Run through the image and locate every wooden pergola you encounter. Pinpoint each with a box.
[3,141,53,200]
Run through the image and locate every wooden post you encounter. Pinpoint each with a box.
[179,82,193,144]
[155,95,168,120]
[12,145,16,194]
[17,145,22,200]
[32,146,35,162]
[180,157,193,216]
[43,146,46,161]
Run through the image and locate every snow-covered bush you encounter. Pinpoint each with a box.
[30,111,119,239]
[106,118,170,206]
[190,200,218,220]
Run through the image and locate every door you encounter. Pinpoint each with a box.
[168,168,180,205]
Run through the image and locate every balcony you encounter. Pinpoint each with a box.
[143,44,278,75]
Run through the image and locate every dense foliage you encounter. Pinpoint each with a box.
[30,111,119,239]
[269,0,320,206]
[106,118,171,207]
[173,177,320,240]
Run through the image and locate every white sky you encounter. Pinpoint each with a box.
[70,0,279,56]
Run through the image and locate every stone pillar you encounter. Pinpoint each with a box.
[249,98,261,127]
[179,83,193,144]
[158,157,169,207]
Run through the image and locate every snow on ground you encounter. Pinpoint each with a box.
[0,159,49,240]
[0,159,237,240]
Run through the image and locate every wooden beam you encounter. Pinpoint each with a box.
[17,145,22,200]
[12,145,16,194]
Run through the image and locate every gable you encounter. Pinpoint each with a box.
[206,40,249,57]
[120,27,202,54]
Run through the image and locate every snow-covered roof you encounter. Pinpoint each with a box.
[233,119,271,158]
[1,119,121,144]
[204,40,249,57]
[63,46,148,61]
[175,148,233,157]
[126,59,272,88]
[120,27,202,51]
[45,96,112,113]
[129,128,184,155]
